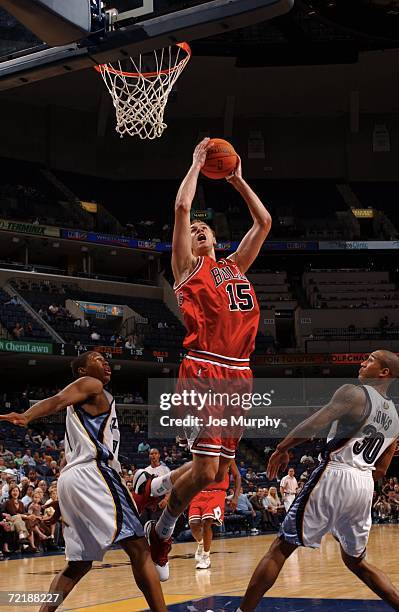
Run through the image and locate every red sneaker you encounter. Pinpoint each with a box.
[131,470,156,514]
[144,520,172,582]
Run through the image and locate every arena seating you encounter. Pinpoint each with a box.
[10,278,186,348]
[0,289,51,341]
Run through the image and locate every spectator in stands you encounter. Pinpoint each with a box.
[383,478,395,496]
[300,453,315,466]
[32,430,44,445]
[24,429,34,446]
[21,449,36,467]
[232,487,260,534]
[12,322,24,339]
[280,467,298,512]
[238,461,247,478]
[48,460,60,481]
[3,484,31,548]
[250,488,272,531]
[123,393,134,404]
[74,318,82,328]
[48,304,59,320]
[0,443,14,463]
[27,491,50,549]
[4,295,20,306]
[41,432,57,450]
[145,448,170,478]
[38,480,50,503]
[245,467,259,483]
[373,494,391,522]
[25,322,33,336]
[266,486,285,517]
[1,471,16,502]
[138,440,150,454]
[27,469,39,488]
[125,335,136,350]
[134,391,144,404]
[21,484,34,510]
[90,329,101,342]
[13,451,23,468]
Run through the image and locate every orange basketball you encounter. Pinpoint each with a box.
[201,138,238,180]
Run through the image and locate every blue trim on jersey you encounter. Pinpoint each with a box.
[98,462,143,542]
[280,459,328,547]
[75,407,113,464]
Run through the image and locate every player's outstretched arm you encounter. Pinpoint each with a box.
[172,138,212,284]
[0,376,103,427]
[373,439,398,481]
[227,156,272,274]
[267,384,366,479]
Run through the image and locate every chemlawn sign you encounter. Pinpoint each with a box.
[0,339,53,354]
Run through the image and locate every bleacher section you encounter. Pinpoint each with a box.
[298,269,399,352]
[248,271,297,310]
[10,278,186,349]
[0,288,51,341]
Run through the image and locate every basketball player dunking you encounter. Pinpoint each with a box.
[0,351,167,612]
[145,137,272,579]
[238,350,399,611]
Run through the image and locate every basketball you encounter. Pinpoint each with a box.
[201,138,238,179]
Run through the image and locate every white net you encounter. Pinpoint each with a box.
[95,43,191,139]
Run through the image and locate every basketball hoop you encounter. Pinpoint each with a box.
[95,42,191,139]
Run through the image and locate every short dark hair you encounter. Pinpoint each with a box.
[71,351,95,378]
[190,219,215,233]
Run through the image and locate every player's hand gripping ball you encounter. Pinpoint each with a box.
[201,138,238,179]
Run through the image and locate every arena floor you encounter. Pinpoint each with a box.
[1,525,397,611]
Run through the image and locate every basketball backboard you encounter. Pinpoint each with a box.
[0,0,294,90]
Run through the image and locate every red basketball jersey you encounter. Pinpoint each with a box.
[174,255,259,360]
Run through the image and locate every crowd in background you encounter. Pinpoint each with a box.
[1,417,397,562]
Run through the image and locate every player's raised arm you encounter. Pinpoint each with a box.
[267,384,367,479]
[0,376,103,427]
[226,157,272,274]
[171,138,212,284]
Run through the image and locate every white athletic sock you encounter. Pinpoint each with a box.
[197,539,204,546]
[203,550,210,557]
[151,473,172,497]
[155,506,177,540]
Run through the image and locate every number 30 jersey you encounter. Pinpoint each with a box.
[174,255,260,361]
[327,385,399,471]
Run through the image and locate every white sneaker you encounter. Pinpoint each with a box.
[250,528,259,535]
[195,543,204,562]
[196,553,211,569]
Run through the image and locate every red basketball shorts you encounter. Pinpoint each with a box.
[175,350,253,459]
[188,489,227,526]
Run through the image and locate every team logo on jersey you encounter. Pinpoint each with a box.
[177,291,184,306]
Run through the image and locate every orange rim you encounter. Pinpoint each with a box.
[94,42,191,78]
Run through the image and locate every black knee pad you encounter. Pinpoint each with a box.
[63,561,92,580]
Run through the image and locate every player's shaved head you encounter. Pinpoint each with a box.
[373,350,399,378]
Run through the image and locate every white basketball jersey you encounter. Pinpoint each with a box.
[63,390,121,473]
[327,385,399,471]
